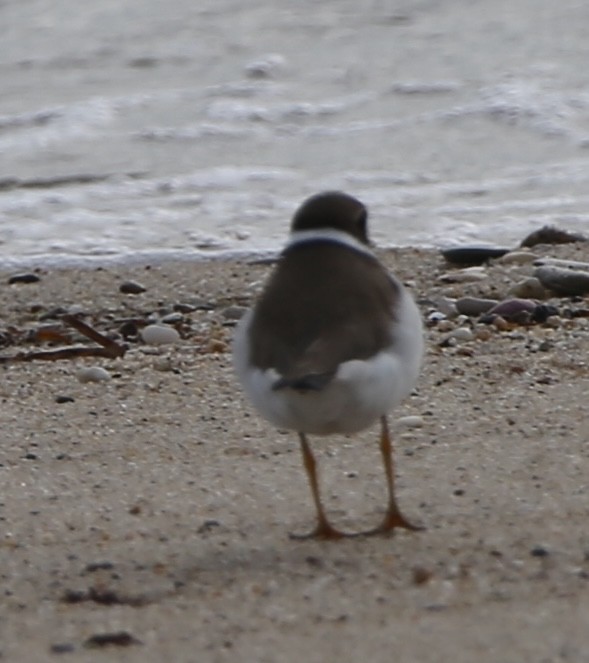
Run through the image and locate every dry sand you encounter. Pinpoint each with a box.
[1,244,588,662]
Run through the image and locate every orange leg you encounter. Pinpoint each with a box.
[362,415,422,535]
[289,433,348,540]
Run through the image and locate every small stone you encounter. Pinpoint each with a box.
[173,302,197,314]
[455,297,498,316]
[497,251,538,265]
[441,246,510,266]
[397,415,425,428]
[428,295,457,317]
[448,327,475,342]
[8,272,41,284]
[141,324,181,346]
[427,311,447,325]
[436,319,454,332]
[508,277,547,300]
[222,305,248,321]
[119,280,146,294]
[55,395,75,404]
[84,631,142,648]
[153,357,175,372]
[533,257,589,271]
[483,299,537,324]
[50,642,76,654]
[475,327,493,341]
[492,316,511,331]
[521,225,587,247]
[77,367,111,383]
[161,312,183,324]
[534,266,589,296]
[530,545,550,558]
[438,267,487,284]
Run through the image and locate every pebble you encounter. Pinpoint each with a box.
[533,257,589,272]
[436,319,455,332]
[449,327,475,342]
[441,246,510,266]
[427,311,447,325]
[455,297,498,316]
[508,277,547,300]
[534,266,589,296]
[492,316,511,331]
[521,225,587,247]
[77,367,111,383]
[153,357,175,372]
[222,305,248,321]
[55,395,75,404]
[141,324,181,346]
[397,415,425,429]
[161,312,183,324]
[439,327,474,346]
[119,280,146,294]
[8,272,41,284]
[438,267,488,283]
[497,250,538,265]
[428,295,457,317]
[481,299,537,324]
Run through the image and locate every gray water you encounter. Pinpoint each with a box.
[2,0,589,268]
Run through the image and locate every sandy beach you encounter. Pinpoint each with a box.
[1,242,588,661]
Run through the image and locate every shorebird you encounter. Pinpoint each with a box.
[233,191,423,539]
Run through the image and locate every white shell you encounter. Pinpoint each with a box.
[77,366,111,383]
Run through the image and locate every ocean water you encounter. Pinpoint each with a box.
[2,0,589,268]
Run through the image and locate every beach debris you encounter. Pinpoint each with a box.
[84,632,142,649]
[533,257,589,271]
[439,327,475,346]
[8,272,41,284]
[520,225,587,247]
[534,266,589,296]
[508,277,547,300]
[62,587,148,607]
[441,245,510,266]
[55,395,75,404]
[160,312,183,324]
[455,297,498,316]
[0,314,127,364]
[397,415,425,429]
[496,250,538,265]
[222,305,247,322]
[438,266,487,283]
[49,643,76,654]
[119,280,146,294]
[141,324,180,346]
[479,299,558,325]
[77,366,111,383]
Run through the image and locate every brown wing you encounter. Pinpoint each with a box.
[249,243,399,389]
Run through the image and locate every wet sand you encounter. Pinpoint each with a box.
[1,244,588,661]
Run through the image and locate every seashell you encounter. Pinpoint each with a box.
[77,367,111,383]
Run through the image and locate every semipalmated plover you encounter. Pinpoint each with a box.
[233,191,424,539]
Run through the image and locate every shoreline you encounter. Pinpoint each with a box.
[1,243,588,661]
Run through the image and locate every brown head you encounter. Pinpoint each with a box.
[291,191,370,245]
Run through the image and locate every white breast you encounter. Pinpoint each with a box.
[233,283,423,436]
